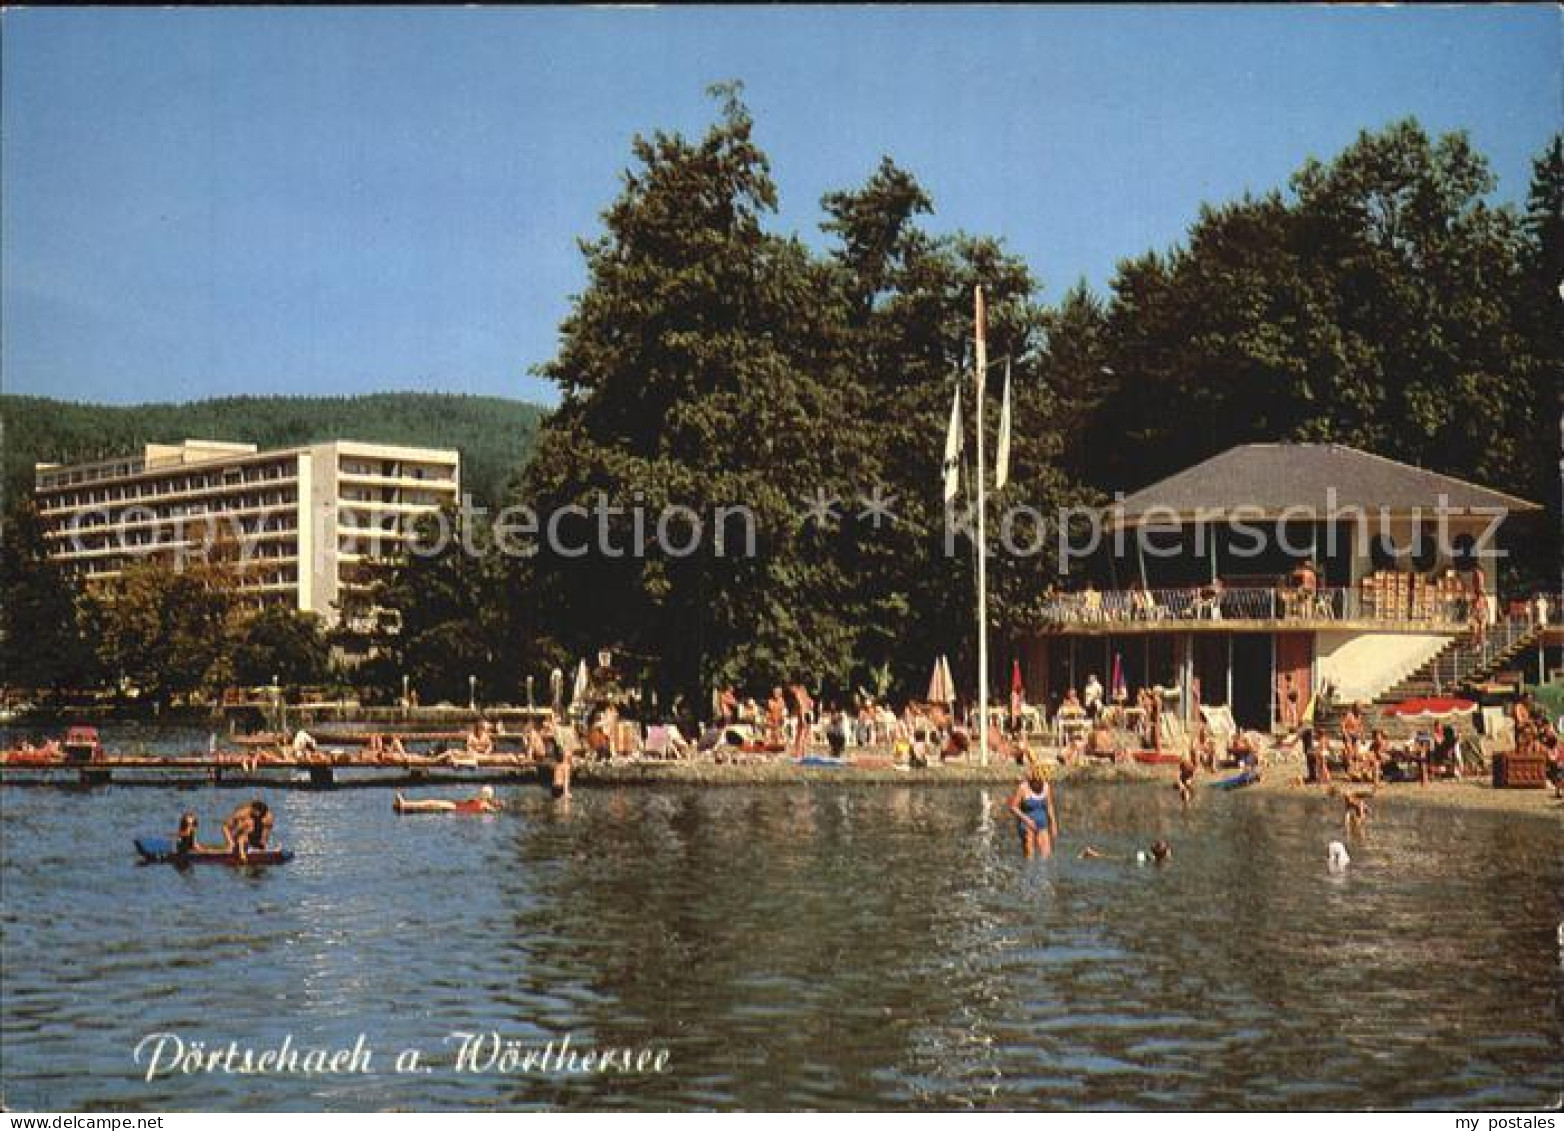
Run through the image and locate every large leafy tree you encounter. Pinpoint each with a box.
[0,499,98,695]
[1516,135,1564,585]
[1065,119,1554,584]
[230,606,330,690]
[818,160,1082,690]
[81,555,238,707]
[519,85,873,703]
[364,510,521,706]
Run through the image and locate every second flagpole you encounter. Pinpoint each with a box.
[974,285,989,767]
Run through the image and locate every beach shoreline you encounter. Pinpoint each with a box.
[569,750,1564,821]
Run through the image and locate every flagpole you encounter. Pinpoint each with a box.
[974,287,990,767]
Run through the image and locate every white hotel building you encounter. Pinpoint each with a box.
[34,439,460,626]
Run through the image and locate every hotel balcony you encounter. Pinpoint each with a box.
[336,469,458,492]
[1036,585,1470,635]
[37,465,297,515]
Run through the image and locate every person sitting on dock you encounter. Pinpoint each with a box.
[222,800,275,861]
[466,720,495,757]
[394,785,500,814]
[174,811,214,856]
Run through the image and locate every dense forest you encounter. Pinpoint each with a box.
[0,392,546,512]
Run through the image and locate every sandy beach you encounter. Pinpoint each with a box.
[569,747,1564,822]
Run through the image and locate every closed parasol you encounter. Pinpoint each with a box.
[570,659,591,714]
[927,655,956,705]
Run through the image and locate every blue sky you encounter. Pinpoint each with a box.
[3,6,1558,407]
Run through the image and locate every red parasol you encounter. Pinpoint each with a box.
[1383,696,1477,722]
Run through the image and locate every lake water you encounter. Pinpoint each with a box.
[2,739,1560,1111]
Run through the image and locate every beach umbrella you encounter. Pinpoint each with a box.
[1110,652,1127,701]
[570,659,590,713]
[927,656,947,704]
[927,655,954,705]
[549,667,564,712]
[1011,658,1024,698]
[1384,696,1477,723]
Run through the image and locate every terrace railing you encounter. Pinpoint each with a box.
[1038,586,1472,629]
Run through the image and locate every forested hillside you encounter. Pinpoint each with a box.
[0,392,546,510]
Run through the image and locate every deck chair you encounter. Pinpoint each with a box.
[1199,705,1239,762]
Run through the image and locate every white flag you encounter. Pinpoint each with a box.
[974,285,988,399]
[942,382,963,503]
[994,359,1012,491]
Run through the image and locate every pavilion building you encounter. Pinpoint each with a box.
[1016,443,1545,730]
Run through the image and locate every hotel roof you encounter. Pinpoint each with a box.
[1113,443,1541,525]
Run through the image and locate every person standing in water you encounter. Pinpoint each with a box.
[1007,764,1059,858]
[1177,752,1197,806]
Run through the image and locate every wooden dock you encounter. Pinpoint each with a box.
[0,756,551,790]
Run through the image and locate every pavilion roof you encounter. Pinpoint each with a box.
[1112,443,1539,526]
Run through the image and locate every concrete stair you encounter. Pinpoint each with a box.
[1373,618,1541,703]
[1308,619,1542,742]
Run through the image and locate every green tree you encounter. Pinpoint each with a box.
[818,160,1081,692]
[1065,119,1552,582]
[367,510,520,705]
[83,555,237,707]
[0,499,98,694]
[519,84,874,703]
[1515,134,1564,587]
[231,606,330,689]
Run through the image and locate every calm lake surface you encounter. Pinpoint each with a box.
[2,727,1560,1111]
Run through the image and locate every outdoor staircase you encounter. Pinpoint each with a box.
[1373,618,1542,704]
[1309,618,1544,742]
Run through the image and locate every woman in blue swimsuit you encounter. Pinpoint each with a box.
[1008,765,1059,858]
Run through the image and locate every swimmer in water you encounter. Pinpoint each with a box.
[393,785,500,814]
[1007,764,1059,858]
[1077,840,1172,864]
